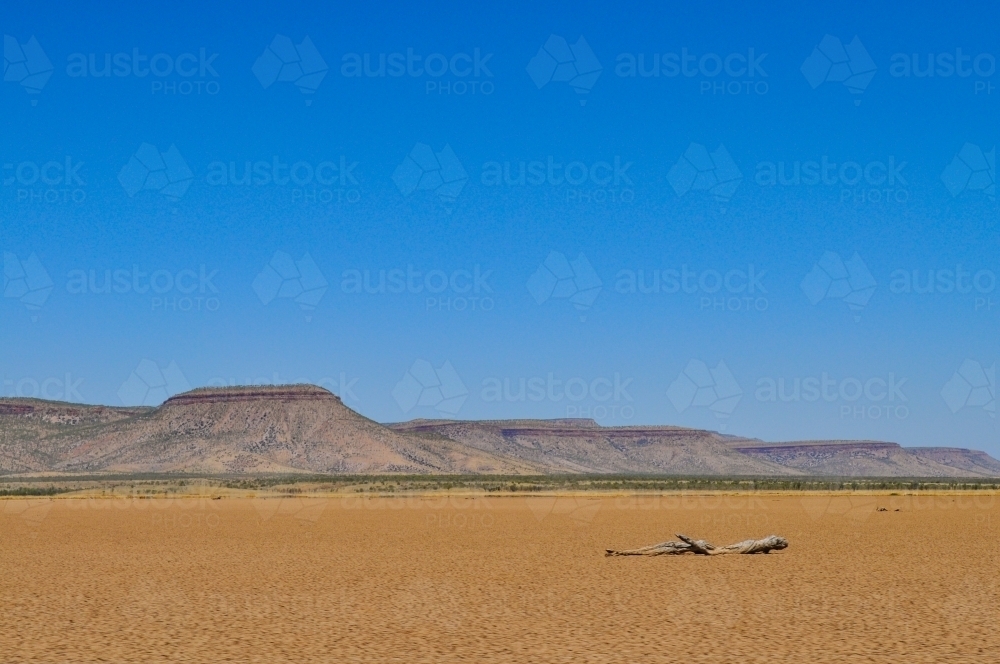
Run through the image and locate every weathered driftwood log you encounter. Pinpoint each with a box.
[605,533,788,557]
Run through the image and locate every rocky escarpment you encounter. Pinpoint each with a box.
[906,447,1000,476]
[163,385,340,406]
[45,385,533,475]
[0,399,149,473]
[1,389,998,477]
[390,419,801,475]
[728,440,990,477]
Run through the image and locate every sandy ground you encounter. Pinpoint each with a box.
[1,492,998,663]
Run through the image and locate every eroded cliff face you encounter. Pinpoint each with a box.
[0,399,150,472]
[162,385,342,406]
[39,385,532,475]
[389,419,798,475]
[727,440,974,477]
[390,421,1000,477]
[0,386,998,477]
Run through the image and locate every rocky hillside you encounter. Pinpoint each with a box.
[395,421,1000,478]
[1,386,998,477]
[389,419,796,475]
[0,386,531,475]
[0,399,149,473]
[725,440,983,477]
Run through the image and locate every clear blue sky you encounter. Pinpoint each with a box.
[2,0,998,454]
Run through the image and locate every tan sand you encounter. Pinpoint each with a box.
[1,493,998,663]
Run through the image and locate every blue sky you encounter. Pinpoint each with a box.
[2,0,999,454]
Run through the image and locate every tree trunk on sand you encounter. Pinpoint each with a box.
[605,534,788,557]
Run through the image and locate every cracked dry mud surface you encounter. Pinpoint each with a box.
[2,494,998,663]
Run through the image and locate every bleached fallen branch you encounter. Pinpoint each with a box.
[605,533,788,557]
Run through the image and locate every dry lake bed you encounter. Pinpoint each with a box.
[2,492,998,663]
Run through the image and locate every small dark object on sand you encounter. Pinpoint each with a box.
[606,534,789,556]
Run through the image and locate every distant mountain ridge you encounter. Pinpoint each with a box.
[0,386,997,477]
[389,419,794,475]
[0,385,532,475]
[726,439,1000,477]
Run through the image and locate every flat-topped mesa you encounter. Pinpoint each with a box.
[161,384,341,407]
[0,403,37,415]
[392,418,601,433]
[3,388,999,476]
[391,419,702,437]
[0,399,148,425]
[906,446,1000,474]
[732,440,901,453]
[494,425,704,438]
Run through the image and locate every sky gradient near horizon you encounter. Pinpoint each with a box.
[2,1,999,453]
